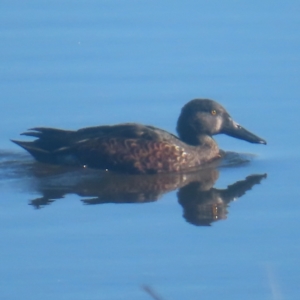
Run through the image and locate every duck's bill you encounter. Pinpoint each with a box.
[222,119,267,145]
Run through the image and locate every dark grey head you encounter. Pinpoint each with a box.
[176,99,267,146]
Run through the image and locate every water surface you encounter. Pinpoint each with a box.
[1,1,300,299]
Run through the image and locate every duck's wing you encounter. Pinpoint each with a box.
[76,123,179,142]
[11,124,183,167]
[14,124,178,148]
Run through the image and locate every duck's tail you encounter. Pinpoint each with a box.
[11,139,54,163]
[11,127,77,165]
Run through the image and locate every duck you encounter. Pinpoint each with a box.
[12,99,266,174]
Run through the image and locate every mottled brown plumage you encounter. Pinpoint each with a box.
[12,99,266,174]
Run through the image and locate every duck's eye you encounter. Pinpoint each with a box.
[211,109,217,116]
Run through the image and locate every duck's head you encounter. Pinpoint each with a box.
[176,99,267,146]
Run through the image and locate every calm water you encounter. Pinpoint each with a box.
[1,1,300,299]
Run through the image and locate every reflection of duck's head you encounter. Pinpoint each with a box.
[178,173,267,226]
[177,99,267,146]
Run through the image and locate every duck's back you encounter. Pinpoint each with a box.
[13,124,213,174]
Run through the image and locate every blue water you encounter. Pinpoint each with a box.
[1,1,300,299]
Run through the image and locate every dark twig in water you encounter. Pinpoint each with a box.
[142,285,164,300]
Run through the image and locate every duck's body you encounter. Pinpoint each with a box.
[12,99,266,174]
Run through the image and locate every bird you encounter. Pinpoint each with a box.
[12,99,266,174]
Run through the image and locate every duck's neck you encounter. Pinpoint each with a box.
[180,133,218,148]
[188,135,221,161]
[199,135,214,146]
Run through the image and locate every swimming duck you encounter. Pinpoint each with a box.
[12,99,266,174]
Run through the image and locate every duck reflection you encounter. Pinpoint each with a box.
[178,173,266,226]
[27,163,266,226]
